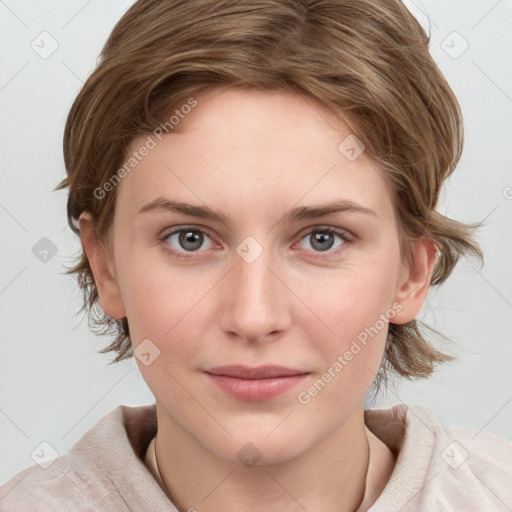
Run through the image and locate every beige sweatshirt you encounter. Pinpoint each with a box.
[1,403,511,511]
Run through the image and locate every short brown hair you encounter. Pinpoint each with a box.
[55,0,483,391]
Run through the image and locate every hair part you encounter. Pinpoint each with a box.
[55,0,483,393]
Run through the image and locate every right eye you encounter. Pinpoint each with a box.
[160,226,218,259]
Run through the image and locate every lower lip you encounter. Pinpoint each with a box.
[204,373,309,401]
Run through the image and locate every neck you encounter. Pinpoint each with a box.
[154,404,374,512]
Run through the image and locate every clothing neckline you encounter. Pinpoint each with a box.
[143,415,398,511]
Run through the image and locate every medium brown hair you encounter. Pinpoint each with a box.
[55,0,483,391]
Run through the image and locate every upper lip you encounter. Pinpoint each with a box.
[204,365,309,379]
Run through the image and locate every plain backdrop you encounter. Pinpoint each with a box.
[1,0,511,485]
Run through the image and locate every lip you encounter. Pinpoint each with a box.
[204,365,310,401]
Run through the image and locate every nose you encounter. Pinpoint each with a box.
[219,242,291,344]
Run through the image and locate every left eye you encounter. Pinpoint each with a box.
[295,228,349,253]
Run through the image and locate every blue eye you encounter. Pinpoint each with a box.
[163,226,215,259]
[295,227,350,256]
[160,225,352,260]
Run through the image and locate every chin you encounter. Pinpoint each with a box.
[203,423,316,468]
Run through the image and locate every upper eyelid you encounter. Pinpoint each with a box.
[162,224,351,236]
[162,225,213,240]
[296,224,352,238]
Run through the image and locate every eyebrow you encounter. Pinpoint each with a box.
[138,197,377,228]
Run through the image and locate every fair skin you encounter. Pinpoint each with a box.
[80,86,436,512]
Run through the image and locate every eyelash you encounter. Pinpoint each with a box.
[159,225,353,260]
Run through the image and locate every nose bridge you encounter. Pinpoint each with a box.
[220,237,289,341]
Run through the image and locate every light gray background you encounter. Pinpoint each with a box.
[1,0,511,485]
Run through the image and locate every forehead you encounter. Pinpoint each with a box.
[116,87,394,223]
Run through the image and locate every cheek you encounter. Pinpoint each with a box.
[305,261,398,344]
[295,277,393,415]
[117,259,216,364]
[117,242,203,335]
[120,265,209,404]
[297,255,400,392]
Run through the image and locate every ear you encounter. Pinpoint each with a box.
[78,212,126,319]
[391,238,437,325]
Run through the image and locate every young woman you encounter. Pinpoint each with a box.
[1,1,510,510]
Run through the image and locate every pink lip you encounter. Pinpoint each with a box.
[204,365,309,401]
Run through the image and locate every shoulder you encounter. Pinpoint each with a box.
[0,404,166,511]
[405,404,512,476]
[0,455,99,512]
[365,403,512,512]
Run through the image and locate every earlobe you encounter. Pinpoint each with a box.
[391,239,437,325]
[78,212,126,319]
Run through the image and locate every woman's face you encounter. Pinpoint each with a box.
[92,86,423,465]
